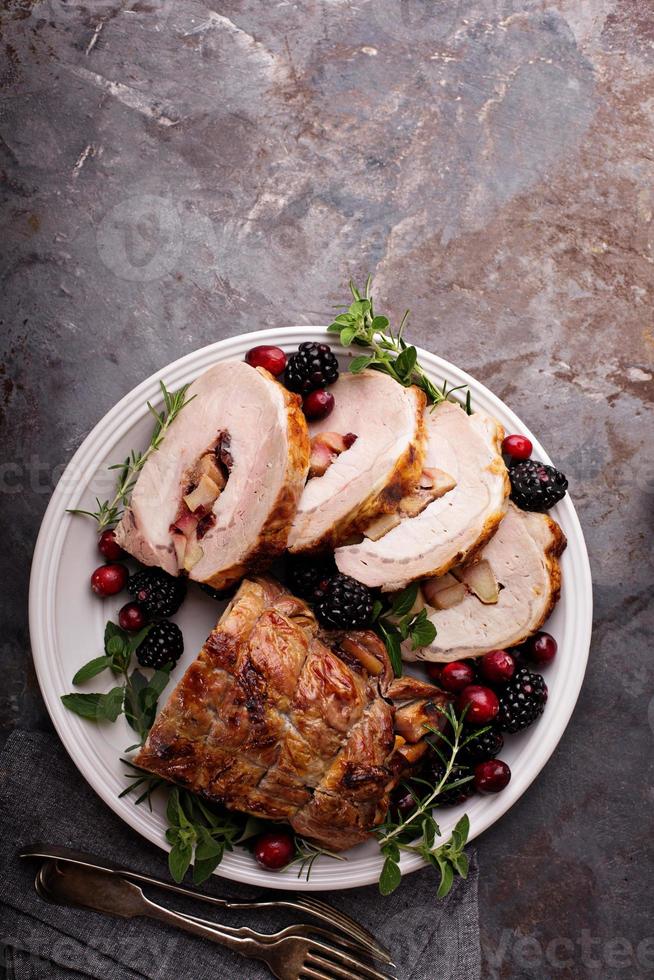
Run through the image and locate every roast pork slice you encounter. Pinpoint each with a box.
[335,400,510,590]
[115,360,310,590]
[404,503,567,663]
[288,371,426,553]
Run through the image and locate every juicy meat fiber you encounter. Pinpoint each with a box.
[289,371,426,553]
[115,360,310,591]
[135,577,447,851]
[404,503,567,662]
[335,401,509,590]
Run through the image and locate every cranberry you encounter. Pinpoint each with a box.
[303,389,334,421]
[253,831,295,870]
[118,601,147,632]
[524,631,558,666]
[474,759,511,793]
[480,650,515,684]
[425,663,443,684]
[91,563,128,597]
[245,345,287,376]
[98,529,125,562]
[502,434,533,460]
[440,661,476,693]
[458,685,499,724]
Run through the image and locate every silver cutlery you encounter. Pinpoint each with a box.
[35,860,393,980]
[21,842,390,963]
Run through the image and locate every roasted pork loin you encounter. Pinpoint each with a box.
[335,401,510,590]
[288,371,426,554]
[115,361,310,591]
[404,503,566,662]
[135,577,447,851]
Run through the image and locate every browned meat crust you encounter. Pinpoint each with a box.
[135,576,447,851]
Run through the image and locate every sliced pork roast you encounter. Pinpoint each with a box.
[288,371,426,554]
[115,361,310,591]
[335,400,510,590]
[404,503,566,663]
[135,577,447,851]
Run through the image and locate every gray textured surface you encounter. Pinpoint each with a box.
[1,1,653,977]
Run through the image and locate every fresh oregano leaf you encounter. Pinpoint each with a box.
[349,354,374,373]
[436,859,454,899]
[169,839,193,883]
[379,856,402,896]
[394,345,417,381]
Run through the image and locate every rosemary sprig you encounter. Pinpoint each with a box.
[68,380,195,530]
[289,839,346,881]
[374,703,482,898]
[328,278,471,411]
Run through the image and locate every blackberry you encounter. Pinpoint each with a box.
[286,555,336,600]
[509,459,568,512]
[430,763,475,808]
[285,342,339,395]
[315,573,373,629]
[127,568,186,618]
[459,726,504,765]
[136,621,184,670]
[498,666,548,733]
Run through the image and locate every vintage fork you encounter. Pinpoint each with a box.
[35,861,394,980]
[21,843,390,962]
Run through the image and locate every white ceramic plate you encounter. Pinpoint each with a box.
[29,328,592,891]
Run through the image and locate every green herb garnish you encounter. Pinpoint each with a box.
[61,621,172,745]
[374,703,484,898]
[329,277,471,410]
[373,584,437,676]
[68,380,195,530]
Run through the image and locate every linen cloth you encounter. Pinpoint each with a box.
[0,731,481,980]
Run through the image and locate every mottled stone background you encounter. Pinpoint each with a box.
[1,1,653,977]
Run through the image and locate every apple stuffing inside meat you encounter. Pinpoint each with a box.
[170,433,231,572]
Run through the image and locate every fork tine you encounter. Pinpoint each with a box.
[304,942,393,980]
[297,896,391,961]
[305,951,389,980]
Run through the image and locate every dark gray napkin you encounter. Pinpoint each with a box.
[0,732,480,980]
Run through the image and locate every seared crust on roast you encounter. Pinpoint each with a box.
[335,401,510,589]
[289,371,426,554]
[115,361,310,591]
[135,577,447,851]
[404,504,567,662]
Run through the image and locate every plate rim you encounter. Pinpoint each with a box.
[29,326,593,890]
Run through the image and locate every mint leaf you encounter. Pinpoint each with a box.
[127,625,152,654]
[72,656,112,685]
[61,686,124,722]
[378,622,403,677]
[389,583,418,617]
[409,610,437,649]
